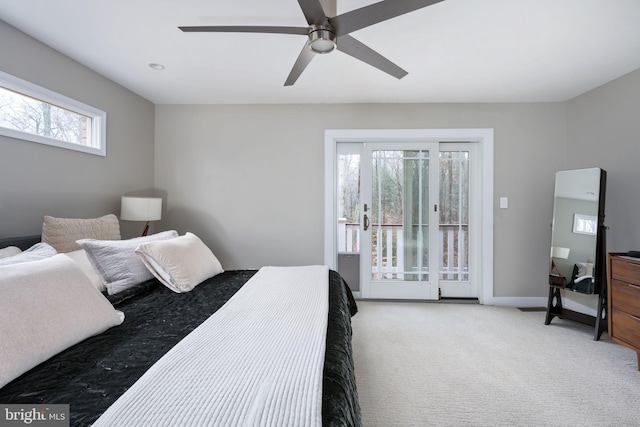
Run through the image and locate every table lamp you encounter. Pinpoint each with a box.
[120,196,162,236]
[550,246,570,276]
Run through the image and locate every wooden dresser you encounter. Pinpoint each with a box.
[608,253,640,370]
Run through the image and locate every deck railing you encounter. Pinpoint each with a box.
[337,218,468,280]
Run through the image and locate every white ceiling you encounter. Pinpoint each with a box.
[555,168,602,201]
[1,0,639,105]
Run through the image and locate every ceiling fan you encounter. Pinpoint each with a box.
[179,0,444,86]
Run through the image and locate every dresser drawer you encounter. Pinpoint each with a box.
[611,257,640,286]
[610,279,640,317]
[610,309,640,351]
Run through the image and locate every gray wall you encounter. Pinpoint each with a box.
[0,21,155,238]
[155,103,566,298]
[4,17,639,302]
[560,68,640,313]
[567,68,640,252]
[154,70,640,302]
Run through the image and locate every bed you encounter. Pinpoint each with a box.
[566,262,595,294]
[0,221,360,426]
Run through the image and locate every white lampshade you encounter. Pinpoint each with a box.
[120,197,162,221]
[551,246,570,260]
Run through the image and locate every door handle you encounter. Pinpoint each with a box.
[364,214,370,231]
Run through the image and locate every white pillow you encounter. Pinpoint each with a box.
[0,254,124,389]
[78,230,179,295]
[41,214,121,253]
[135,232,224,293]
[0,246,21,259]
[62,249,105,292]
[0,242,57,267]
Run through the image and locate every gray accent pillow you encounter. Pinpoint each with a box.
[78,230,179,295]
[0,243,57,267]
[42,214,121,253]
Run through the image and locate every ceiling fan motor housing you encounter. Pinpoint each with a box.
[308,24,336,53]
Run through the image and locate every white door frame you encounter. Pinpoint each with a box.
[324,128,494,305]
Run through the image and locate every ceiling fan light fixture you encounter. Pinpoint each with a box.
[308,25,336,54]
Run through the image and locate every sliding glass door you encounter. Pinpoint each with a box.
[334,140,479,300]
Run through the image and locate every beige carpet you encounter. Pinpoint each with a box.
[352,301,640,426]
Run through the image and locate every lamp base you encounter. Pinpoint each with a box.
[141,221,150,237]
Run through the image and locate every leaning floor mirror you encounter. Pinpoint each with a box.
[545,167,607,340]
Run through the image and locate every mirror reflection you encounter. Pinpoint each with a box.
[550,168,602,294]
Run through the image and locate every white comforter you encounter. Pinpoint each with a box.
[94,265,329,427]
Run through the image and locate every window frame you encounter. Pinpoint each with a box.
[573,213,597,235]
[0,71,107,157]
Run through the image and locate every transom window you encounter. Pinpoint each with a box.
[0,71,106,156]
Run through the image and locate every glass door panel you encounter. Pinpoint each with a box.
[439,151,469,281]
[439,148,474,298]
[371,150,431,281]
[363,143,439,300]
[336,144,362,294]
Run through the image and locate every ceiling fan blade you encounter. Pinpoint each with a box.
[319,0,337,17]
[284,42,317,86]
[330,0,444,36]
[179,26,309,36]
[297,0,329,25]
[337,35,407,79]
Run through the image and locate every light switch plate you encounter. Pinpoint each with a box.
[500,197,509,209]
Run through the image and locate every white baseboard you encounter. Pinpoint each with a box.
[352,294,595,314]
[353,295,549,308]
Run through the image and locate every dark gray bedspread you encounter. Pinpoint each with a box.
[0,270,361,426]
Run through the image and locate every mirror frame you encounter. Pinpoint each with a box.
[593,168,607,295]
[546,167,607,341]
